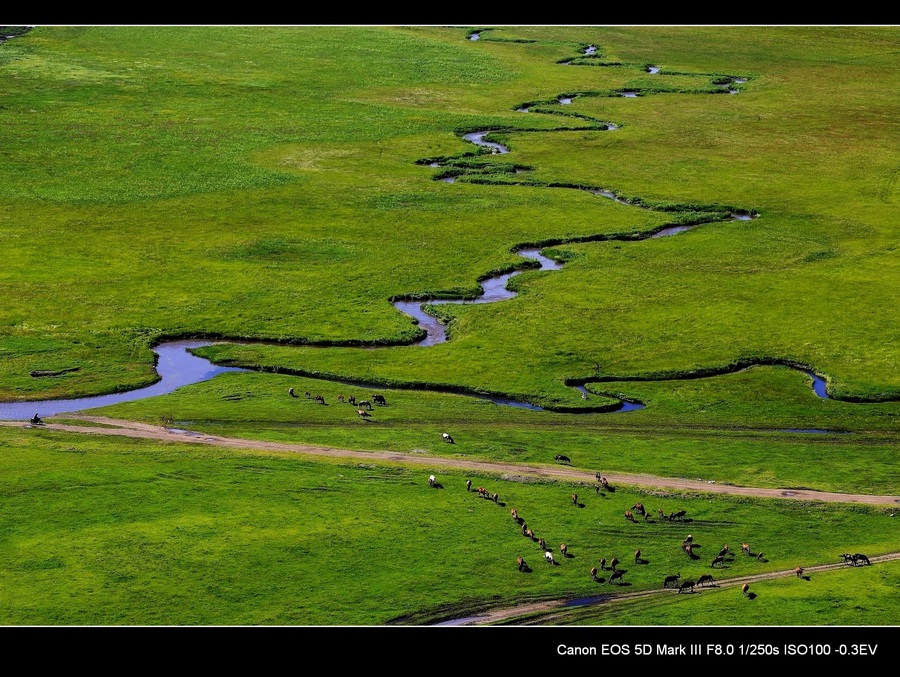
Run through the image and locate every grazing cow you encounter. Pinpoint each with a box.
[632,503,645,515]
[683,534,693,544]
[304,391,311,399]
[624,510,635,522]
[682,543,694,557]
[315,395,325,405]
[595,472,603,483]
[358,400,372,410]
[510,508,518,521]
[572,493,578,505]
[517,556,527,571]
[711,555,725,568]
[554,454,571,464]
[590,567,598,581]
[742,583,750,597]
[491,492,499,503]
[678,580,695,594]
[610,557,620,572]
[428,475,436,487]
[600,477,609,490]
[853,553,871,566]
[756,552,765,562]
[521,523,528,536]
[466,480,472,492]
[545,551,555,564]
[539,538,547,551]
[663,574,681,589]
[697,574,715,587]
[560,544,568,558]
[669,509,687,522]
[717,545,729,559]
[634,549,641,564]
[608,570,625,585]
[795,566,804,578]
[288,388,299,398]
[348,395,356,406]
[742,543,751,556]
[599,557,607,570]
[657,508,666,520]
[357,409,371,418]
[643,511,652,523]
[372,394,386,406]
[337,394,345,403]
[595,484,601,495]
[840,553,855,565]
[442,433,454,444]
[525,529,535,540]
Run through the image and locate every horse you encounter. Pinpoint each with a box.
[442,433,454,444]
[372,394,386,405]
[554,454,571,464]
[624,510,635,522]
[663,574,680,588]
[357,409,371,418]
[608,570,625,585]
[678,580,695,594]
[697,574,715,587]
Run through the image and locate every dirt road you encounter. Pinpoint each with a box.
[3,415,898,507]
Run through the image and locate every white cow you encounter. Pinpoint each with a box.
[441,433,454,444]
[545,551,555,564]
[428,475,436,487]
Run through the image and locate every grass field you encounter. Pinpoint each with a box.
[1,25,898,628]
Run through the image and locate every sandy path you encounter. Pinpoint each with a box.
[3,416,897,507]
[440,552,900,626]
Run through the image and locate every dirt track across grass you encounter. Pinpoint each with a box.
[3,416,898,507]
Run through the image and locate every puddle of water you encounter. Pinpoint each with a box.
[651,225,696,238]
[517,107,530,113]
[647,66,660,74]
[559,97,572,105]
[429,162,440,168]
[781,429,852,434]
[732,212,753,221]
[805,371,829,399]
[469,33,480,41]
[462,131,509,155]
[441,177,455,184]
[618,91,638,98]
[584,45,597,55]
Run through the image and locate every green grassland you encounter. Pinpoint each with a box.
[0,428,894,625]
[2,26,899,627]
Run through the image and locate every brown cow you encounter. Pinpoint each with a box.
[539,538,547,551]
[608,570,625,585]
[337,394,345,403]
[348,395,357,406]
[663,574,680,588]
[510,508,518,521]
[357,409,371,418]
[610,557,620,572]
[624,510,635,522]
[795,566,804,578]
[632,503,645,515]
[634,549,641,564]
[525,529,534,540]
[466,480,472,492]
[590,567,598,581]
[711,555,725,568]
[315,395,325,405]
[678,580,695,594]
[742,583,750,597]
[742,543,751,556]
[599,557,607,570]
[697,574,715,587]
[572,493,578,505]
[517,556,526,571]
[560,543,568,558]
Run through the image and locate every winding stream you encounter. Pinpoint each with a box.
[0,36,847,423]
